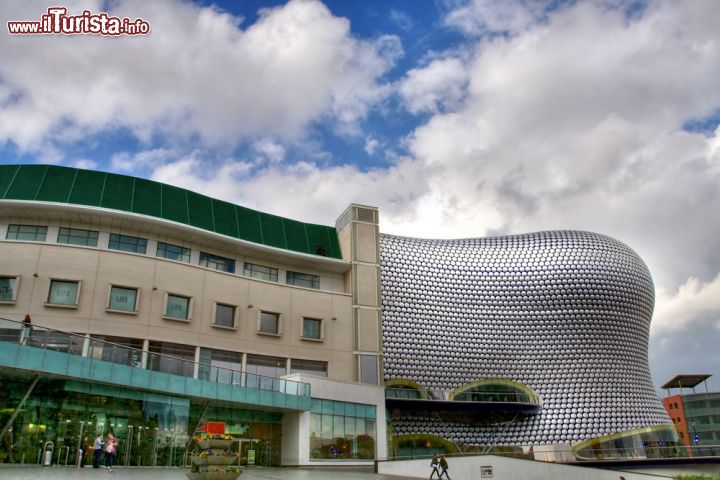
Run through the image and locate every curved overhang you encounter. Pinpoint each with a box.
[385,378,542,414]
[0,199,351,274]
[571,424,678,460]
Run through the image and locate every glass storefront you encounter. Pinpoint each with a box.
[0,372,284,467]
[309,399,376,460]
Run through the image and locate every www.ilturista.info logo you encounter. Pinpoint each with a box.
[7,7,150,36]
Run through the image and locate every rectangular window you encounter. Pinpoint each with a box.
[359,354,378,385]
[200,252,235,273]
[243,262,278,282]
[198,348,243,384]
[246,354,286,378]
[213,303,236,329]
[46,279,80,307]
[156,241,191,263]
[164,294,191,321]
[258,311,280,335]
[6,224,47,241]
[148,341,195,377]
[302,317,322,340]
[107,286,139,313]
[57,227,99,247]
[291,359,328,377]
[286,271,319,289]
[108,233,147,254]
[0,276,20,303]
[89,335,143,367]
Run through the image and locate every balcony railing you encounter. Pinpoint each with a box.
[386,388,542,405]
[0,317,310,398]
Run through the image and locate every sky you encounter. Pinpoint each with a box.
[1,0,719,393]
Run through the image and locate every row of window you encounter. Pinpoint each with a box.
[5,224,321,289]
[1,276,326,340]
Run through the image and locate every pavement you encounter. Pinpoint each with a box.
[0,466,415,480]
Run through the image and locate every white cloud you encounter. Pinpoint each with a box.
[111,148,179,173]
[399,57,468,114]
[0,0,400,153]
[364,136,380,156]
[653,274,720,334]
[252,139,286,163]
[150,155,428,227]
[444,0,546,36]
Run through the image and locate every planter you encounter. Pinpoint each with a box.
[186,472,241,480]
[192,455,236,466]
[197,439,233,449]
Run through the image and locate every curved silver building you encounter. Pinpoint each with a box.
[380,230,673,456]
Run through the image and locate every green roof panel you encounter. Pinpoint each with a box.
[68,169,106,206]
[161,184,189,224]
[1,165,342,259]
[259,213,287,249]
[100,173,134,211]
[0,165,20,198]
[283,218,309,254]
[132,179,162,217]
[236,206,263,244]
[212,199,239,238]
[186,191,214,231]
[306,224,338,258]
[4,164,47,200]
[36,166,76,202]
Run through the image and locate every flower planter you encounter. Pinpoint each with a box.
[186,472,241,480]
[192,455,236,466]
[197,439,233,449]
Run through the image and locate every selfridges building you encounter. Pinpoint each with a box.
[380,231,674,459]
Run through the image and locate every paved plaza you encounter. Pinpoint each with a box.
[0,466,413,480]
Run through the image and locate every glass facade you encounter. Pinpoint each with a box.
[148,341,195,378]
[6,224,47,241]
[0,374,190,467]
[156,242,191,263]
[57,227,99,247]
[0,276,19,302]
[198,348,243,384]
[108,286,138,312]
[286,271,319,289]
[246,355,285,389]
[47,279,79,306]
[302,317,322,340]
[259,312,279,334]
[243,262,278,282]
[309,399,376,459]
[213,303,235,328]
[164,294,190,321]
[291,359,328,377]
[199,252,235,273]
[108,233,147,254]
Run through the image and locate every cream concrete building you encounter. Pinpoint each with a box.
[0,164,385,467]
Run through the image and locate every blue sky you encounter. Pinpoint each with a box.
[1,0,720,390]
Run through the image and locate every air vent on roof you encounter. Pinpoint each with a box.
[355,207,377,224]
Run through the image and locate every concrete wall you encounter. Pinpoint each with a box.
[377,455,672,480]
[0,222,356,381]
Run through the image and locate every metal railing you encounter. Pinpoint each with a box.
[0,316,310,397]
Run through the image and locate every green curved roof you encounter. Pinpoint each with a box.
[0,164,341,259]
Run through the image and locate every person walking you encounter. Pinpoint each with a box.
[439,455,451,479]
[104,433,117,471]
[20,314,32,344]
[429,453,441,479]
[92,434,104,468]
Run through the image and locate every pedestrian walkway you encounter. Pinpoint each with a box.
[0,466,414,480]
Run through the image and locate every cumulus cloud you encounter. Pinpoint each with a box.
[444,0,548,36]
[0,0,400,153]
[399,57,469,114]
[151,154,429,227]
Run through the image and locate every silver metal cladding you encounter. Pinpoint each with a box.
[379,230,670,446]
